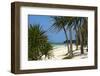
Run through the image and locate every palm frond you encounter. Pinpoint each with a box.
[28,24,53,60]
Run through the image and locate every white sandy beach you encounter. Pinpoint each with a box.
[42,44,88,60]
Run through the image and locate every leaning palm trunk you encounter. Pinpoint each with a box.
[63,27,70,52]
[64,28,74,58]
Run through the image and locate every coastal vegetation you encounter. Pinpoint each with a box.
[28,16,88,60]
[28,24,53,60]
[51,16,88,59]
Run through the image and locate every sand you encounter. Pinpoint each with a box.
[42,44,88,60]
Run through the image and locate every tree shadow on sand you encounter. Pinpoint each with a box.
[63,48,88,59]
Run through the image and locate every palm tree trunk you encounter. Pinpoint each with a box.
[80,39,84,54]
[63,27,70,52]
[69,28,73,57]
[79,28,84,54]
[69,28,73,51]
[75,29,79,50]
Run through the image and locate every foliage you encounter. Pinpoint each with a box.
[51,16,88,58]
[28,24,53,60]
[51,16,74,58]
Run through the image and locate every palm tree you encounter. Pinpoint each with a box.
[80,17,88,54]
[50,16,70,52]
[73,18,80,50]
[51,16,88,59]
[28,24,53,60]
[64,17,88,55]
[73,17,88,54]
[65,17,74,57]
[51,16,74,58]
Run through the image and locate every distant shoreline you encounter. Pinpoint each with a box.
[49,40,76,44]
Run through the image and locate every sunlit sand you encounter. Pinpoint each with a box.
[42,44,88,60]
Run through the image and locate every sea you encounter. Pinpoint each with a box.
[50,40,76,48]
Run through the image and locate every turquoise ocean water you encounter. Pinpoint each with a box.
[51,43,66,48]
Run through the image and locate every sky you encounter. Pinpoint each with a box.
[28,15,76,43]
